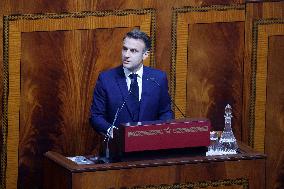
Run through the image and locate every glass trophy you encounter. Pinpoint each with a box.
[206,131,222,156]
[219,104,238,154]
[206,104,238,156]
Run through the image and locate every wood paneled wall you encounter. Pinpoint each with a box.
[0,1,283,189]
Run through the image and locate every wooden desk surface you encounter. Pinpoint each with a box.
[44,143,266,189]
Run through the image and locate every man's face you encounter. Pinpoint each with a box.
[122,37,149,72]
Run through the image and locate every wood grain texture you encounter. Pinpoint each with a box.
[252,22,284,152]
[248,17,284,189]
[20,30,95,189]
[171,6,245,141]
[3,10,154,189]
[43,144,265,189]
[187,22,244,137]
[19,28,132,188]
[243,1,284,145]
[72,163,252,189]
[266,35,284,189]
[0,1,283,189]
[43,157,71,189]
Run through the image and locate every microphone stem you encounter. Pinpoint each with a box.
[106,141,109,159]
[148,77,186,118]
[112,108,120,127]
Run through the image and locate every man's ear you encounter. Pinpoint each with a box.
[142,50,149,60]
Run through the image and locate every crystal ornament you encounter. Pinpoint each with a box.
[206,104,238,156]
[219,104,238,154]
[206,131,223,156]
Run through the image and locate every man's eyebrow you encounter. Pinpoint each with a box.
[130,48,139,51]
[123,46,138,51]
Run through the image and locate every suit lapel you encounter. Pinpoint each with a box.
[115,67,128,101]
[139,66,152,119]
[115,66,135,121]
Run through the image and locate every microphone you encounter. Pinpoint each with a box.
[147,77,186,118]
[103,90,133,160]
[104,88,134,141]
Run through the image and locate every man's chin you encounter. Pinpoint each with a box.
[123,64,132,70]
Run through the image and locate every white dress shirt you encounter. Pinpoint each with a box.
[123,65,143,101]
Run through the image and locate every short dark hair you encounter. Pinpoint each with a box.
[124,29,151,51]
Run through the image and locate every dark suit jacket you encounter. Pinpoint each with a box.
[90,65,173,134]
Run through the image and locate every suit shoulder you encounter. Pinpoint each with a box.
[144,66,166,76]
[99,66,121,77]
[144,67,168,81]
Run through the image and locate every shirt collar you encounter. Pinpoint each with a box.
[123,65,143,78]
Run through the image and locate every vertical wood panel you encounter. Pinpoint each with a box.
[243,1,284,145]
[252,22,284,152]
[18,27,144,188]
[0,0,283,189]
[7,29,21,189]
[249,15,284,189]
[266,35,284,189]
[3,10,154,189]
[171,5,245,141]
[19,27,140,188]
[20,30,99,189]
[187,22,244,135]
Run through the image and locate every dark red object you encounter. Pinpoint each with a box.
[119,119,211,152]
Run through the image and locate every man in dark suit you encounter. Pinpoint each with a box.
[90,29,173,136]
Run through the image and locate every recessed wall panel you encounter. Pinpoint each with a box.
[187,22,244,133]
[266,35,284,189]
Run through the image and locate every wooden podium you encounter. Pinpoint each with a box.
[43,142,265,189]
